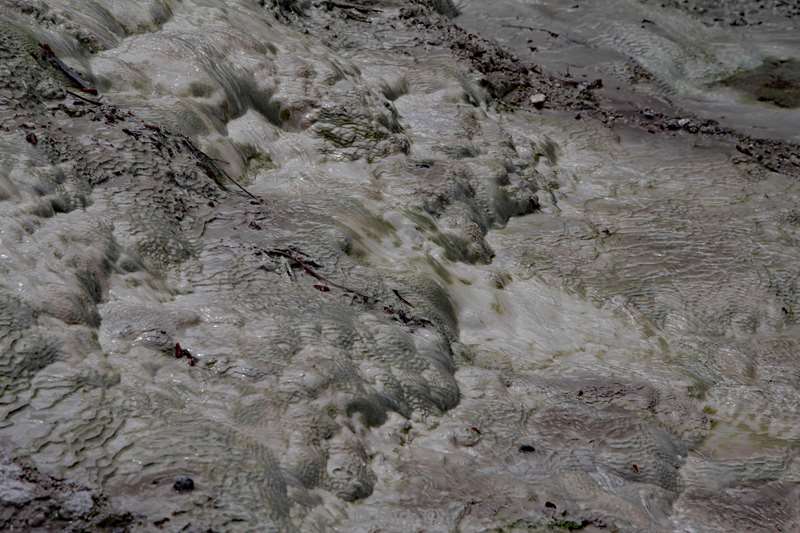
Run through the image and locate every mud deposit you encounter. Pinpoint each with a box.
[1,0,800,531]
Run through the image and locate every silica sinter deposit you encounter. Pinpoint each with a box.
[1,0,800,531]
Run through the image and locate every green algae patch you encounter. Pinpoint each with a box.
[687,379,711,400]
[425,255,454,285]
[246,151,276,174]
[719,58,800,109]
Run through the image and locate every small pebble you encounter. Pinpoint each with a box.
[173,476,194,492]
[530,93,547,109]
[28,513,46,527]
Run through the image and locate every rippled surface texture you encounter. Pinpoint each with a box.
[1,1,800,531]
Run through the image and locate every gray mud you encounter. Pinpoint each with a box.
[1,0,800,531]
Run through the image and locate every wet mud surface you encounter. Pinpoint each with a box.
[1,0,800,531]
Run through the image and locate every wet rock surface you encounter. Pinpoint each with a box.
[1,0,800,531]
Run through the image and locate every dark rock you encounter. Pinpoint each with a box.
[173,476,195,492]
[27,513,46,527]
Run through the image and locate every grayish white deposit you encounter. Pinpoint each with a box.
[1,0,799,531]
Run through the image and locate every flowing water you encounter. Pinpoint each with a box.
[1,0,799,531]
